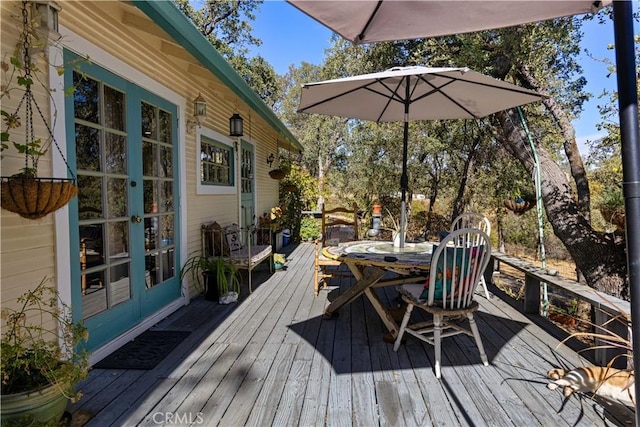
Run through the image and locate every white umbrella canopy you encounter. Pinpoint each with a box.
[298,66,543,121]
[287,0,611,44]
[298,66,544,247]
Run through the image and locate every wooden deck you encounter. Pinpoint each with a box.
[69,243,635,426]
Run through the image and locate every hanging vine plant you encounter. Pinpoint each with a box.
[1,1,77,220]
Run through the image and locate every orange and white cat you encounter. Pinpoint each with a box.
[547,366,635,407]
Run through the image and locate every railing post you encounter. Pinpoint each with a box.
[594,309,630,369]
[523,273,541,314]
[484,256,497,286]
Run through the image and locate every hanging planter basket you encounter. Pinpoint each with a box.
[282,184,297,192]
[1,176,78,220]
[1,3,78,220]
[269,169,287,180]
[504,198,535,216]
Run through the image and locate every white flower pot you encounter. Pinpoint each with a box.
[219,291,238,305]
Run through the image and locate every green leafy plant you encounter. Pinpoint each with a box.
[1,277,89,401]
[598,185,624,212]
[180,254,240,299]
[211,256,240,297]
[299,215,320,242]
[279,164,320,241]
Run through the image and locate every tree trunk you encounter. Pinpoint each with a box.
[497,110,628,299]
[451,141,478,222]
[517,64,591,222]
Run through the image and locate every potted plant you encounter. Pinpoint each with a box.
[211,256,241,304]
[1,3,78,220]
[1,277,89,425]
[180,255,241,304]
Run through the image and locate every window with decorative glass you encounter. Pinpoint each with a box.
[200,136,234,186]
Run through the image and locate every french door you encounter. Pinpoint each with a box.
[240,140,255,230]
[65,51,180,350]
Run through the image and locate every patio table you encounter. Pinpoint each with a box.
[322,240,435,339]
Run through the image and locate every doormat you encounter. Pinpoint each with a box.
[93,330,190,370]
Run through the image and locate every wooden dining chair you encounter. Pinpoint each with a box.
[393,227,492,379]
[314,203,359,296]
[451,212,491,298]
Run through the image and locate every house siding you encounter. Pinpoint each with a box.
[1,1,293,351]
[1,1,58,308]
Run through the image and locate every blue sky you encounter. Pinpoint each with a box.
[248,1,635,154]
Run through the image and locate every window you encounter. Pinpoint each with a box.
[200,136,234,186]
[196,128,236,195]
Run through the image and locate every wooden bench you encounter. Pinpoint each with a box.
[489,251,630,367]
[201,222,273,293]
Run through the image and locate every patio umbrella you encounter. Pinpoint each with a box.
[287,1,611,45]
[297,65,544,247]
[289,0,640,417]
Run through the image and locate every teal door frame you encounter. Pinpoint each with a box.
[64,50,181,351]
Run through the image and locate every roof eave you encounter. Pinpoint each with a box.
[133,0,302,151]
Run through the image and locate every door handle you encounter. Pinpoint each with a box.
[131,215,142,223]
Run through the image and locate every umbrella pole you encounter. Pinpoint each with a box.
[613,2,640,422]
[399,78,410,248]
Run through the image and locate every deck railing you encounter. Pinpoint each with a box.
[487,251,631,368]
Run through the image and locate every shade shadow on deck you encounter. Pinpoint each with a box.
[68,243,635,427]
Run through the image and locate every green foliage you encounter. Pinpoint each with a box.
[299,215,320,242]
[174,0,280,105]
[279,164,319,241]
[599,186,624,210]
[1,278,89,401]
[210,256,241,296]
[180,254,241,297]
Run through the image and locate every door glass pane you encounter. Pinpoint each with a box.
[77,175,103,220]
[109,221,129,258]
[80,224,104,266]
[109,265,131,306]
[73,71,99,123]
[160,214,174,245]
[105,133,126,174]
[241,147,252,193]
[104,85,125,131]
[82,271,106,318]
[144,217,158,251]
[161,249,175,282]
[142,141,158,176]
[159,145,172,177]
[159,109,171,143]
[160,181,173,212]
[107,178,128,218]
[108,223,131,304]
[141,102,157,139]
[142,101,175,288]
[76,124,101,171]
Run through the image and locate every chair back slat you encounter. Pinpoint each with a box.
[451,212,491,237]
[426,227,491,309]
[320,202,359,246]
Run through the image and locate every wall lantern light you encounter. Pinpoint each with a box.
[186,93,207,134]
[267,153,275,168]
[32,1,61,39]
[229,113,244,137]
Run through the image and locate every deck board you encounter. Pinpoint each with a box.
[68,242,635,427]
